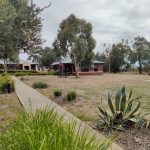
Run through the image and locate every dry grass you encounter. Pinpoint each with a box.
[0,93,23,131]
[23,74,150,124]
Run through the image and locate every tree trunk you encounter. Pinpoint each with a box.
[108,57,111,73]
[139,63,142,74]
[73,54,80,78]
[75,63,79,78]
[4,59,7,73]
[138,49,142,74]
[109,62,111,73]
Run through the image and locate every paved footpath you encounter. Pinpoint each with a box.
[12,76,123,150]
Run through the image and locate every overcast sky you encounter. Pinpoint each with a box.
[21,0,150,59]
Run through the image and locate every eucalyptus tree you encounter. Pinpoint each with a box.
[110,41,131,73]
[0,0,50,71]
[130,36,150,74]
[0,0,18,71]
[53,14,96,78]
[39,47,56,69]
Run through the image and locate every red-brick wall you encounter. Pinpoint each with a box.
[97,64,103,71]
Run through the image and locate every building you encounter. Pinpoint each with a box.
[0,60,38,71]
[51,57,104,75]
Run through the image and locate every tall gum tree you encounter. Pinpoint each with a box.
[0,0,18,71]
[53,14,96,78]
[131,36,150,74]
[0,0,51,72]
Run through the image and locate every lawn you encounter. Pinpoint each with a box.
[0,93,23,131]
[23,74,150,124]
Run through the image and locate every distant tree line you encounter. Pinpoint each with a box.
[0,2,149,75]
[95,37,150,74]
[38,15,150,75]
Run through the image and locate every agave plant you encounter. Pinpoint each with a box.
[97,86,141,131]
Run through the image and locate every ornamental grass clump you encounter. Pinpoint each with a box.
[54,89,62,97]
[32,81,48,89]
[65,91,77,101]
[0,74,15,93]
[97,86,143,131]
[0,108,113,150]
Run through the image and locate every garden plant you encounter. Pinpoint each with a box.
[0,74,15,93]
[32,82,48,89]
[97,86,149,131]
[0,108,114,150]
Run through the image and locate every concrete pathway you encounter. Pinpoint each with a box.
[12,76,123,150]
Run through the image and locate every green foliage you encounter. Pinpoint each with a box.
[110,42,131,73]
[39,47,56,67]
[32,82,48,89]
[97,86,141,131]
[1,72,9,76]
[53,14,96,77]
[0,70,48,76]
[0,108,113,150]
[54,89,62,97]
[0,70,37,74]
[15,72,28,76]
[0,74,15,93]
[49,70,60,75]
[0,0,18,71]
[0,0,50,71]
[65,91,77,101]
[130,36,150,74]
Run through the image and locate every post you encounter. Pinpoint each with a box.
[8,80,11,93]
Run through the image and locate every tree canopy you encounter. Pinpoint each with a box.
[53,14,96,77]
[130,36,150,74]
[0,0,50,71]
[39,47,56,68]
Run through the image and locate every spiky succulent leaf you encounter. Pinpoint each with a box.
[124,102,140,121]
[128,88,132,101]
[115,89,121,111]
[108,93,115,114]
[125,96,141,113]
[120,93,127,112]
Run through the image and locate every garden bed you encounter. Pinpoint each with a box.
[22,74,150,150]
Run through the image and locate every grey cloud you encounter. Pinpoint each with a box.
[33,0,150,50]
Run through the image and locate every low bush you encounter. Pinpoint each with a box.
[65,91,77,101]
[96,86,149,132]
[28,72,49,76]
[0,70,49,76]
[0,108,113,150]
[54,89,62,97]
[1,72,9,76]
[49,70,60,75]
[15,72,28,76]
[32,82,48,89]
[0,75,15,93]
[0,70,37,74]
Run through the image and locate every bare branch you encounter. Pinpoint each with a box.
[40,1,51,11]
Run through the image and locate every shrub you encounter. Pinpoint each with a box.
[97,86,141,131]
[65,91,77,101]
[1,72,9,76]
[54,89,62,97]
[0,70,37,74]
[15,72,28,76]
[32,82,48,89]
[49,70,60,75]
[0,75,15,93]
[0,108,113,150]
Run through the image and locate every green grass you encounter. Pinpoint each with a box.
[0,93,23,132]
[0,108,113,150]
